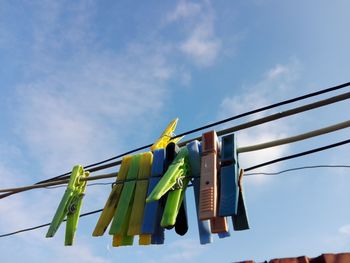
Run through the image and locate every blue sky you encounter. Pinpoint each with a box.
[0,0,350,262]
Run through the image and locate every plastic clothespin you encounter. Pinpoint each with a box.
[109,154,142,246]
[218,134,239,217]
[146,146,190,232]
[92,156,132,236]
[165,142,188,236]
[232,169,250,231]
[199,131,229,234]
[150,118,184,151]
[46,165,89,246]
[187,140,213,245]
[127,152,153,244]
[141,149,166,244]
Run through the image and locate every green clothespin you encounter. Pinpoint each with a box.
[146,147,190,228]
[109,154,141,245]
[46,165,89,246]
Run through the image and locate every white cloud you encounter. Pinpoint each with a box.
[166,1,202,23]
[10,1,175,174]
[163,239,206,261]
[218,60,301,179]
[51,243,111,263]
[339,224,350,235]
[267,64,289,79]
[180,23,221,67]
[166,1,221,67]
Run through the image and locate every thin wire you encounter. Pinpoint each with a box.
[245,165,350,176]
[244,139,350,171]
[45,182,114,189]
[0,209,103,238]
[35,81,350,184]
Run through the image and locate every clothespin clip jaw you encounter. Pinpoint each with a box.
[151,118,184,151]
[46,165,89,246]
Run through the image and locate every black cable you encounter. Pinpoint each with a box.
[45,182,114,189]
[245,139,350,172]
[0,209,103,238]
[35,81,350,184]
[245,165,350,176]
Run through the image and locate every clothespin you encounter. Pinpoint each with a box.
[141,149,166,244]
[146,146,190,231]
[127,152,153,244]
[187,140,213,245]
[46,165,89,246]
[92,156,132,236]
[199,131,229,234]
[138,119,182,244]
[232,169,249,230]
[165,142,188,236]
[218,134,239,217]
[150,118,184,151]
[109,154,142,246]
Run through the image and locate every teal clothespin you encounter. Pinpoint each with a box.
[146,147,190,229]
[46,165,89,246]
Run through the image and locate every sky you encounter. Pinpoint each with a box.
[0,0,350,262]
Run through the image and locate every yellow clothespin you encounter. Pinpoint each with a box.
[151,118,183,151]
[132,118,183,245]
[92,156,132,236]
[127,152,153,244]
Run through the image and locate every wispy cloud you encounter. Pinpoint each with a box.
[166,0,221,67]
[160,239,206,262]
[218,60,301,178]
[165,1,202,23]
[339,224,350,236]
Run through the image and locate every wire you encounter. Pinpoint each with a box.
[34,81,350,184]
[237,119,350,153]
[244,138,350,171]
[0,209,103,238]
[45,182,114,189]
[0,140,349,238]
[1,114,350,196]
[244,165,350,176]
[54,90,350,183]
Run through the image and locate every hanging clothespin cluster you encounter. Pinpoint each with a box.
[45,119,250,246]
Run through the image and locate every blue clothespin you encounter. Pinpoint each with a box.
[187,140,213,245]
[218,134,239,217]
[141,148,166,244]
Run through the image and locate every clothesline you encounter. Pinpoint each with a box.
[1,135,349,195]
[1,88,349,200]
[0,141,349,239]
